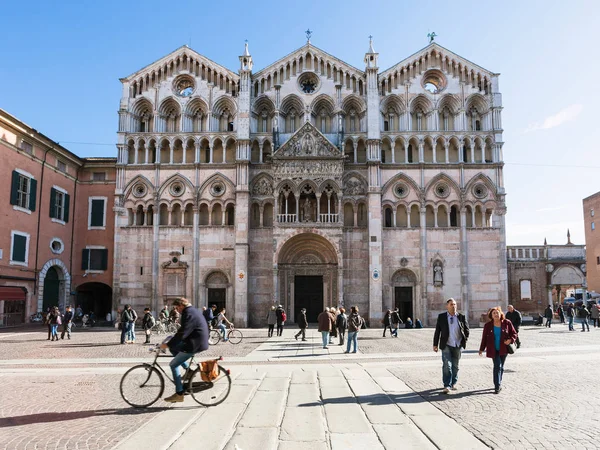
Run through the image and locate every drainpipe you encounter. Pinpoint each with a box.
[34,148,52,297]
[68,165,82,305]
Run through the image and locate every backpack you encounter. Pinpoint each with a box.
[199,360,220,382]
[281,311,287,322]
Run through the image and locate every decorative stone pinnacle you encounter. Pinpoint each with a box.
[243,40,250,56]
[368,35,375,53]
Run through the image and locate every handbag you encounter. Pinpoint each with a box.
[506,342,516,354]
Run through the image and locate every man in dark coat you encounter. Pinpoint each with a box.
[433,298,470,394]
[61,305,74,340]
[295,308,308,341]
[505,305,522,348]
[161,297,209,403]
[544,305,553,328]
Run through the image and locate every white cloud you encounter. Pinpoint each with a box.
[525,104,583,132]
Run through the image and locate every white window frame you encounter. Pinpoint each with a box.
[88,196,107,230]
[85,245,107,273]
[520,279,532,300]
[592,222,596,231]
[592,209,595,217]
[10,230,30,267]
[50,237,65,255]
[52,185,68,225]
[13,168,35,214]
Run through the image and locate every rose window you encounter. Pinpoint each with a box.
[133,183,147,198]
[169,182,185,197]
[394,183,409,199]
[210,181,226,197]
[472,183,488,199]
[434,182,450,198]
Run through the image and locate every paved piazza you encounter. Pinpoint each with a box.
[1,322,599,449]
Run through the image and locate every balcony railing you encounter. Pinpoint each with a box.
[277,214,297,223]
[319,214,339,223]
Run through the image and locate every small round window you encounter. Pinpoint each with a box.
[434,182,450,198]
[472,183,488,199]
[50,238,64,255]
[297,72,320,94]
[394,182,409,199]
[169,182,185,197]
[133,183,147,198]
[210,181,226,197]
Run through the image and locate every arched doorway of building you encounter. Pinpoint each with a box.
[205,271,229,318]
[277,233,340,323]
[42,267,61,312]
[392,269,417,323]
[75,283,112,319]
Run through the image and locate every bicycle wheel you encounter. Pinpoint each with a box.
[189,365,231,407]
[208,329,221,345]
[166,323,178,334]
[120,364,164,408]
[227,329,243,344]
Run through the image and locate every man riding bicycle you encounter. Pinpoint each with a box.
[160,297,209,403]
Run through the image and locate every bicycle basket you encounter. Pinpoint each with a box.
[199,360,220,382]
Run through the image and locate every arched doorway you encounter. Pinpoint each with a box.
[42,267,60,312]
[392,269,417,322]
[205,271,230,318]
[76,283,112,319]
[277,233,340,323]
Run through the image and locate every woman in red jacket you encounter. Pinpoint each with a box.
[479,307,518,394]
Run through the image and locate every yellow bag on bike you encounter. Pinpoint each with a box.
[200,360,220,382]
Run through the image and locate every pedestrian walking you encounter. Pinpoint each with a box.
[295,308,308,341]
[60,305,74,340]
[276,305,286,336]
[557,304,565,324]
[505,305,522,349]
[128,306,138,343]
[120,305,133,344]
[317,308,332,349]
[382,310,393,337]
[544,305,553,328]
[479,306,518,394]
[590,304,599,328]
[344,306,364,354]
[336,307,348,345]
[266,306,277,337]
[433,298,470,394]
[142,307,155,344]
[566,304,575,331]
[580,304,591,332]
[328,307,337,344]
[203,304,217,328]
[47,306,62,341]
[390,308,402,337]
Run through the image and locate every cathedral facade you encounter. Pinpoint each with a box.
[114,38,507,327]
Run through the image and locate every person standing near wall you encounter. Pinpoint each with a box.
[295,308,308,341]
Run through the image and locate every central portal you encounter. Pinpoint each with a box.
[294,275,323,323]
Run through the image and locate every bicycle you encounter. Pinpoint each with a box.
[151,319,179,335]
[208,326,243,345]
[120,345,232,408]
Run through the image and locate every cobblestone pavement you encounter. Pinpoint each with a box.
[1,325,599,449]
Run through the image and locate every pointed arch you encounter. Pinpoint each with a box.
[382,172,422,198]
[424,172,461,198]
[252,95,276,114]
[198,172,236,199]
[463,173,498,200]
[409,94,434,114]
[380,94,406,115]
[436,94,461,114]
[184,96,209,116]
[158,173,195,197]
[158,96,181,116]
[310,94,335,115]
[341,94,366,114]
[213,95,237,116]
[280,94,304,115]
[465,93,489,115]
[123,174,156,200]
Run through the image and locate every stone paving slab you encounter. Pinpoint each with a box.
[324,403,372,433]
[411,415,488,449]
[223,427,279,450]
[238,390,286,428]
[330,432,385,449]
[287,383,321,407]
[277,441,329,450]
[280,407,326,441]
[373,424,437,449]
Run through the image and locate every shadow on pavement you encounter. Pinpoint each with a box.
[0,406,190,427]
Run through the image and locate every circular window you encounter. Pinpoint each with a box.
[169,182,185,197]
[133,183,147,198]
[297,72,320,94]
[210,181,226,197]
[50,238,64,255]
[422,70,446,94]
[472,183,488,199]
[394,182,409,199]
[173,76,195,97]
[434,182,450,198]
[172,257,179,264]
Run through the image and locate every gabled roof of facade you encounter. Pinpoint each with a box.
[120,45,239,82]
[380,42,498,78]
[273,121,342,159]
[253,43,365,79]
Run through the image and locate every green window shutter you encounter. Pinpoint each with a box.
[91,199,104,227]
[29,179,37,211]
[100,249,108,270]
[10,171,19,206]
[64,193,70,223]
[81,249,90,270]
[49,188,57,219]
[12,234,27,262]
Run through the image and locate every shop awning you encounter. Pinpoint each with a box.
[0,287,27,301]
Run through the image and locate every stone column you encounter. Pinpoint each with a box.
[152,200,160,314]
[460,207,470,322]
[420,205,428,324]
[192,207,199,307]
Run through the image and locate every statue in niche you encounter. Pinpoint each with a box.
[433,261,443,286]
[302,198,312,222]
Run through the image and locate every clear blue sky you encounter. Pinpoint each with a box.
[1,0,597,246]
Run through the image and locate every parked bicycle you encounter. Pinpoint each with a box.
[120,345,231,408]
[208,326,243,345]
[151,319,179,335]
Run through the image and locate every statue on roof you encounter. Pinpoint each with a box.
[427,32,437,43]
[305,29,312,43]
